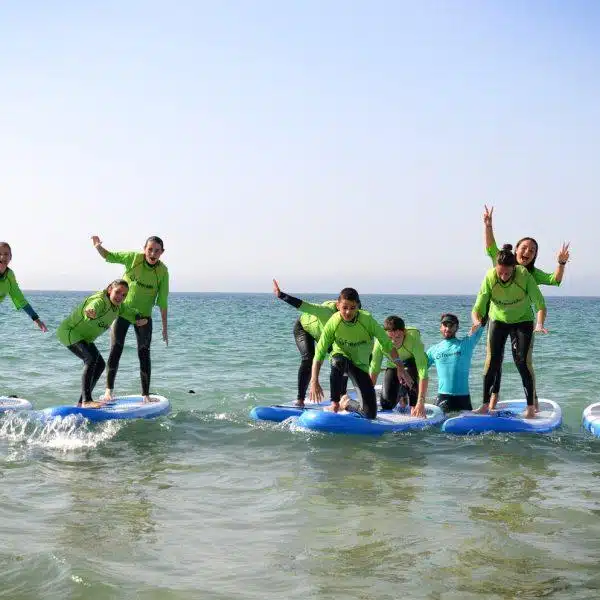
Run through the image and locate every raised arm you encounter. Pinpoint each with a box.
[91,235,109,259]
[553,242,570,284]
[483,205,497,254]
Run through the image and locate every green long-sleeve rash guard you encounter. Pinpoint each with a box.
[57,290,121,346]
[369,327,429,380]
[487,242,559,286]
[314,310,394,373]
[105,251,169,323]
[473,266,546,324]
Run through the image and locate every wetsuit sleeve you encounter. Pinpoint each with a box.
[156,268,169,309]
[526,274,546,312]
[533,268,559,287]
[369,340,384,376]
[6,271,29,311]
[314,316,337,362]
[105,251,136,268]
[473,274,491,317]
[22,303,40,321]
[486,241,499,265]
[407,332,429,380]
[277,290,303,309]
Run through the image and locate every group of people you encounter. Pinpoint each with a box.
[0,236,169,407]
[274,206,570,420]
[0,206,570,417]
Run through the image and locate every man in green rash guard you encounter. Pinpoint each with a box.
[91,235,169,404]
[57,280,148,407]
[272,279,339,407]
[471,244,548,419]
[369,316,426,414]
[309,288,417,419]
[482,205,570,407]
[0,242,47,333]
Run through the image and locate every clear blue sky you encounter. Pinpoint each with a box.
[2,1,598,294]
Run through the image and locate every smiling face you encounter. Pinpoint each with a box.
[108,284,129,306]
[144,241,164,265]
[385,328,405,346]
[0,244,11,275]
[337,299,359,322]
[515,239,538,267]
[440,322,458,339]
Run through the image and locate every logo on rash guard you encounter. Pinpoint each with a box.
[129,277,155,290]
[98,321,110,329]
[435,349,462,359]
[338,338,369,348]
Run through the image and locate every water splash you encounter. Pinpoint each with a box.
[0,411,123,453]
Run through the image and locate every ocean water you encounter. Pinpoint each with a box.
[1,292,599,600]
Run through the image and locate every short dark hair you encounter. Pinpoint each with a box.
[338,287,361,308]
[383,315,405,331]
[145,236,164,250]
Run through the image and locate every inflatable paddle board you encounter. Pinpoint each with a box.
[582,402,600,437]
[0,396,32,412]
[296,403,445,435]
[40,395,170,422]
[442,399,562,435]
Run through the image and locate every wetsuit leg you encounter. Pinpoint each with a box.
[68,341,105,404]
[482,320,511,405]
[399,358,419,407]
[436,394,472,412]
[380,367,400,410]
[106,317,131,390]
[509,321,535,406]
[329,354,349,403]
[293,319,315,401]
[134,317,153,396]
[346,362,377,419]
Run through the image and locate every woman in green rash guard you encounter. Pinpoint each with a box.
[272,279,339,408]
[471,244,548,420]
[369,316,427,414]
[91,235,169,404]
[309,288,417,419]
[57,280,148,407]
[0,242,47,333]
[483,205,569,407]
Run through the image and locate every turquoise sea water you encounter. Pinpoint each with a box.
[1,292,599,600]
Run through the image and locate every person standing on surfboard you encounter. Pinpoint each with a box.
[91,235,169,404]
[272,278,341,408]
[425,313,484,412]
[309,288,417,419]
[0,242,47,333]
[57,280,147,408]
[482,206,569,409]
[471,244,547,419]
[369,316,427,413]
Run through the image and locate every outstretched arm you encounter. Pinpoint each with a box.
[553,242,570,284]
[272,278,302,308]
[91,235,109,259]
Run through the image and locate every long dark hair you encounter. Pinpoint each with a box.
[515,237,538,272]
